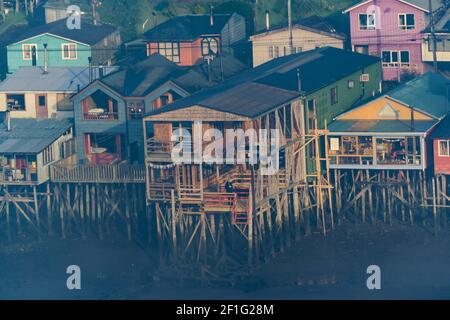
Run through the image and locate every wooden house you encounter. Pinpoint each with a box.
[143,47,381,221]
[145,13,246,66]
[343,0,445,81]
[0,66,115,119]
[70,53,246,166]
[5,19,121,74]
[328,72,450,171]
[430,115,450,175]
[0,116,73,185]
[250,15,346,67]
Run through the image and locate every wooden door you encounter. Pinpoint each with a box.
[35,94,48,118]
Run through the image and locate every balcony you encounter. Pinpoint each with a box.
[83,110,119,121]
[51,163,146,184]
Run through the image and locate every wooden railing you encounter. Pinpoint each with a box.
[146,137,173,154]
[83,112,118,120]
[51,163,145,183]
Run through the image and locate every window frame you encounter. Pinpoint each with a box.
[381,50,410,67]
[22,44,38,61]
[6,93,26,111]
[359,13,376,30]
[398,13,415,30]
[330,86,338,105]
[157,42,180,63]
[438,140,450,157]
[62,43,78,60]
[201,37,219,56]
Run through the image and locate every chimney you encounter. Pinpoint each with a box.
[265,10,270,31]
[210,5,214,26]
[43,43,48,74]
[88,57,93,83]
[99,64,104,79]
[5,110,11,132]
[152,11,157,27]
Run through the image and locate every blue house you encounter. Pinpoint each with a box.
[5,19,121,74]
[71,53,246,165]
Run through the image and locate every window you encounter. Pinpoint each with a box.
[274,46,279,58]
[359,13,376,30]
[295,47,303,53]
[439,140,450,157]
[330,87,338,105]
[382,50,410,67]
[22,44,37,60]
[157,42,180,63]
[6,94,26,111]
[43,145,54,165]
[201,37,218,56]
[428,38,450,52]
[38,95,46,107]
[128,101,144,119]
[62,43,77,59]
[307,99,316,131]
[269,46,274,58]
[399,14,415,30]
[348,80,355,89]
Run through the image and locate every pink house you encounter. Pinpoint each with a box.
[343,0,444,81]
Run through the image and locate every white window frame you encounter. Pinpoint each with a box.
[398,13,415,30]
[22,44,37,61]
[359,13,376,30]
[438,140,450,157]
[62,43,78,60]
[382,50,410,67]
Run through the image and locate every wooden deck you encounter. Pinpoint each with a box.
[50,164,146,184]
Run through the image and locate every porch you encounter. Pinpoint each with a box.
[328,134,424,170]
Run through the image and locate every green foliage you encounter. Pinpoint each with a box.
[215,1,255,34]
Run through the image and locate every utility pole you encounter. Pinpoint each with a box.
[254,0,258,33]
[429,0,438,72]
[288,0,293,54]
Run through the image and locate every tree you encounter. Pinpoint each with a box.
[98,0,140,41]
[215,1,255,35]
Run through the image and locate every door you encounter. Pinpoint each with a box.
[35,94,48,118]
[31,46,37,66]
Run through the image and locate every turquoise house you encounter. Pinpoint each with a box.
[6,19,121,74]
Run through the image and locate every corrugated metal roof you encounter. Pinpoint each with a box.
[144,14,233,42]
[0,118,73,154]
[6,19,118,46]
[431,115,450,139]
[388,72,450,119]
[328,119,438,133]
[0,66,117,92]
[146,47,381,119]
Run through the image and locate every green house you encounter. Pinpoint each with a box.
[6,19,121,74]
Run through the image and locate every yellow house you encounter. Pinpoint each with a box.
[249,15,345,67]
[422,8,450,63]
[328,73,449,171]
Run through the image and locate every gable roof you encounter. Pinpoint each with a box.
[250,15,346,40]
[145,47,381,119]
[328,119,438,134]
[144,14,234,42]
[431,115,450,139]
[343,0,444,13]
[387,72,450,119]
[0,117,73,154]
[90,53,246,97]
[0,66,117,92]
[6,19,118,46]
[334,73,450,121]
